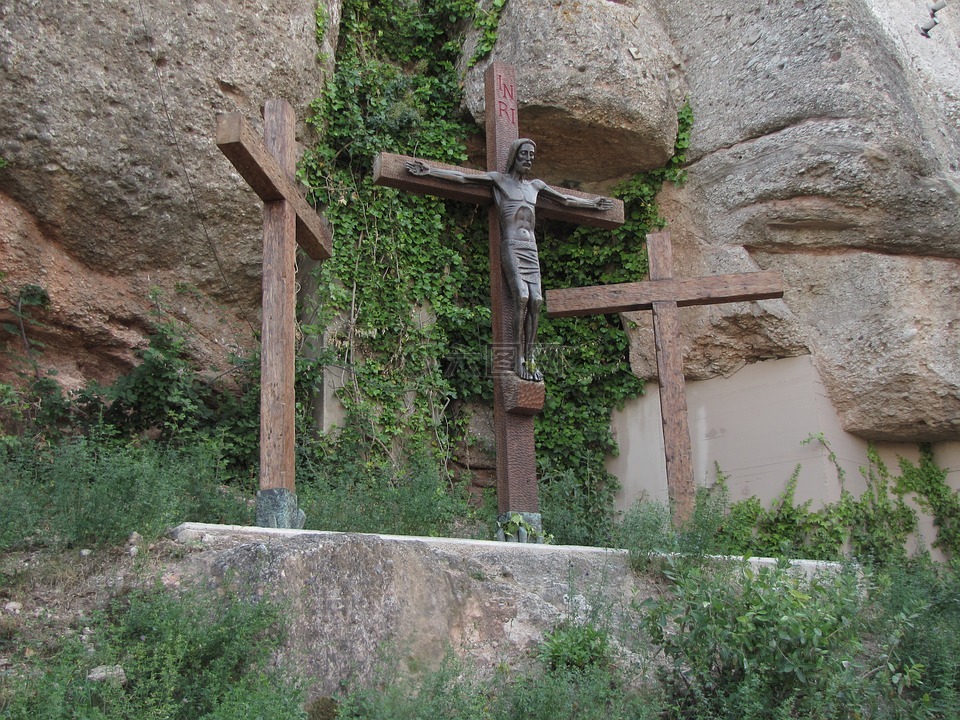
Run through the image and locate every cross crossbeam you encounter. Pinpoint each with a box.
[217,99,333,528]
[217,110,332,262]
[546,232,784,525]
[373,153,624,229]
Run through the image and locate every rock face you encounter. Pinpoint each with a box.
[461,0,688,188]
[1,0,958,441]
[0,0,340,387]
[627,0,960,441]
[170,523,653,698]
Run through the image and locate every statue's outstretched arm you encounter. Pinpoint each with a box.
[405,160,496,186]
[538,182,613,211]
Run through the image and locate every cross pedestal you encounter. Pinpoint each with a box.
[217,99,333,528]
[374,62,623,537]
[546,232,784,525]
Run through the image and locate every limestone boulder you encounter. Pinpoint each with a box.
[461,0,687,188]
[634,0,960,441]
[757,249,960,441]
[170,523,653,699]
[0,0,339,386]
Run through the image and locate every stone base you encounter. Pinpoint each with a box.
[256,488,306,530]
[501,374,545,416]
[496,511,544,543]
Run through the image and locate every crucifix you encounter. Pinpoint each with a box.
[217,99,333,529]
[374,62,623,538]
[546,231,784,525]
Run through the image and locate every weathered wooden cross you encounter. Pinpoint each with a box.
[373,62,623,534]
[546,231,784,525]
[217,99,333,528]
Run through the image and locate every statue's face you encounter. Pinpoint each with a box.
[515,144,535,173]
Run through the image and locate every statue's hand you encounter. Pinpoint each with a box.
[595,197,614,211]
[406,160,431,176]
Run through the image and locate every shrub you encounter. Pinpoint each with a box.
[641,560,864,718]
[0,435,252,550]
[0,584,304,719]
[867,559,960,715]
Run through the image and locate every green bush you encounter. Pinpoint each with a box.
[538,621,611,672]
[0,435,252,550]
[641,560,864,719]
[0,584,303,719]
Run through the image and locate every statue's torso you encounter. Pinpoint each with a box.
[492,174,540,243]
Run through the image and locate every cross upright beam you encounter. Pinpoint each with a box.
[217,99,333,529]
[485,63,536,519]
[373,62,623,537]
[546,232,784,525]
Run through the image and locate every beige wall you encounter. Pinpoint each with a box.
[608,355,960,556]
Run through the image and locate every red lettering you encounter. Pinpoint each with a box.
[498,75,515,101]
[496,101,518,127]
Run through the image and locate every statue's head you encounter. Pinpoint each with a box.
[506,138,536,174]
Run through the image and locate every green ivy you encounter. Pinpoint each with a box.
[298,0,481,481]
[623,434,959,564]
[711,444,918,564]
[896,443,960,556]
[470,0,507,66]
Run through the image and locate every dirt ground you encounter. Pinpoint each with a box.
[0,535,205,675]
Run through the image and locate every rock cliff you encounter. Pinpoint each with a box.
[1,0,957,440]
[0,0,340,388]
[465,0,959,442]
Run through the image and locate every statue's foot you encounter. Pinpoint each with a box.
[516,359,543,383]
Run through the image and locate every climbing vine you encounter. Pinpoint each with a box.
[299,0,480,471]
[690,436,959,563]
[470,0,508,66]
[896,443,960,556]
[299,0,692,543]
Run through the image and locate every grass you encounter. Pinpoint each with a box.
[0,435,253,551]
[0,580,304,719]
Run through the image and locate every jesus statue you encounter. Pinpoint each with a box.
[407,138,613,382]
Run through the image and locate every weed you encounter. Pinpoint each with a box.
[0,582,304,719]
[539,620,610,672]
[0,436,252,551]
[297,442,474,538]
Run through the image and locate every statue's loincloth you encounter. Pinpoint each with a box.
[502,238,540,283]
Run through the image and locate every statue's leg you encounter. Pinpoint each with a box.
[525,284,543,381]
[501,244,530,379]
[514,285,531,378]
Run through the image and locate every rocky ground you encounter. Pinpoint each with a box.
[0,533,196,678]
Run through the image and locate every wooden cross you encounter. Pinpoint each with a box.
[546,232,784,525]
[217,99,333,528]
[373,62,623,531]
